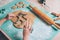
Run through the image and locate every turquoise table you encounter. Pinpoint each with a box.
[0,0,60,40]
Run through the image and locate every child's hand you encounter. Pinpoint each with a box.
[23,19,32,40]
[0,13,16,26]
[5,13,16,20]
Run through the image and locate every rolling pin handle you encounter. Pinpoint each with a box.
[54,23,60,29]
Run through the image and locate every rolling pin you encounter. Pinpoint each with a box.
[29,5,60,29]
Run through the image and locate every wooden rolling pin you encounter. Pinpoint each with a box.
[29,5,60,29]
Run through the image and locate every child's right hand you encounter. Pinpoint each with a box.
[5,13,16,20]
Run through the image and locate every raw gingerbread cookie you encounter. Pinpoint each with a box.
[10,10,36,29]
[11,6,17,9]
[51,12,60,21]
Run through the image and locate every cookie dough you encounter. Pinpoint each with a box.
[10,10,36,29]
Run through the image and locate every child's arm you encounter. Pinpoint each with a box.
[51,12,60,17]
[0,13,15,26]
[0,18,7,26]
